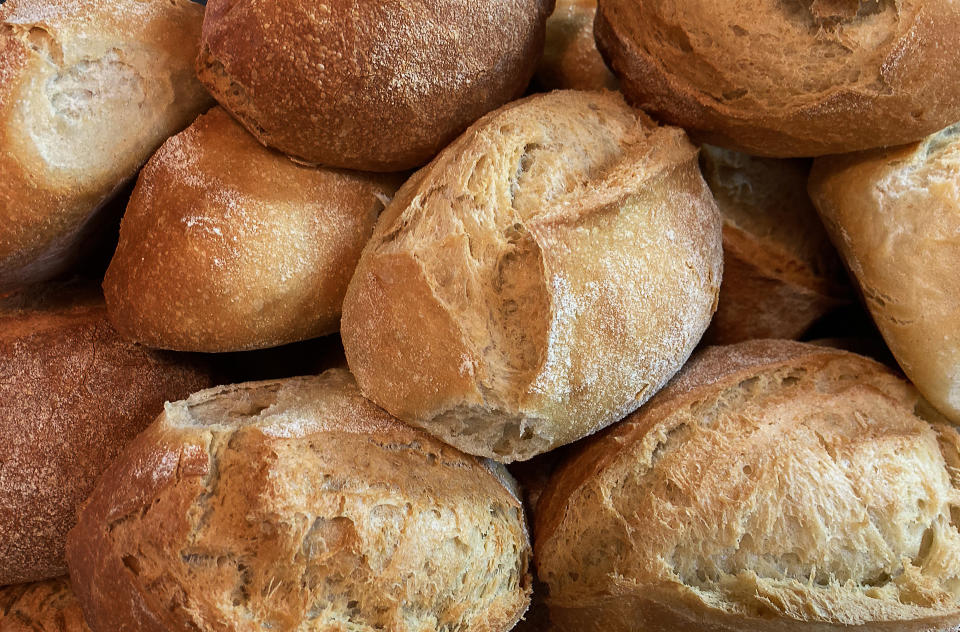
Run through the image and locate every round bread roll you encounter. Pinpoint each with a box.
[102,107,402,353]
[809,123,960,424]
[342,90,723,463]
[197,0,553,172]
[0,577,91,632]
[0,0,212,291]
[0,285,213,585]
[699,145,848,344]
[66,370,532,632]
[535,340,960,631]
[535,0,617,92]
[594,0,960,157]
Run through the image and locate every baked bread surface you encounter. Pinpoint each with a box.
[595,0,960,156]
[103,107,401,352]
[0,286,212,585]
[0,577,91,632]
[66,369,532,632]
[699,146,847,344]
[341,90,723,463]
[536,340,960,631]
[809,123,960,424]
[536,0,617,91]
[197,0,553,171]
[0,0,212,289]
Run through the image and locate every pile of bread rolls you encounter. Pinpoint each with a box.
[2,0,960,630]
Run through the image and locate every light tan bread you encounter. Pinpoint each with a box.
[536,0,617,92]
[66,370,531,632]
[0,284,213,585]
[0,577,91,632]
[197,0,553,171]
[535,340,960,631]
[809,123,960,424]
[699,146,848,344]
[595,0,960,157]
[0,0,212,290]
[341,90,723,463]
[102,107,402,353]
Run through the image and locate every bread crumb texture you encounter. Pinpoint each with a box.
[341,90,723,463]
[536,340,960,631]
[66,370,532,632]
[809,123,960,423]
[0,577,91,632]
[0,0,211,287]
[595,0,960,156]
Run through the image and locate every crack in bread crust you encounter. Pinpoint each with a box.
[67,371,532,632]
[536,341,960,631]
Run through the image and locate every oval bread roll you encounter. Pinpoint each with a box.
[0,0,212,290]
[535,0,617,92]
[699,145,848,344]
[0,577,91,632]
[66,370,532,632]
[197,0,553,171]
[536,340,960,631]
[0,285,213,585]
[342,90,723,463]
[595,0,960,157]
[103,107,402,353]
[809,124,960,423]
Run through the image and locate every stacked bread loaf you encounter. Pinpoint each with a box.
[2,0,959,629]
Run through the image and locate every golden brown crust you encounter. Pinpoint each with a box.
[0,577,91,632]
[595,0,960,157]
[0,0,212,290]
[698,147,848,344]
[66,370,531,632]
[197,0,553,171]
[102,107,402,353]
[342,90,723,463]
[0,286,213,585]
[536,340,960,631]
[535,0,617,91]
[809,123,960,423]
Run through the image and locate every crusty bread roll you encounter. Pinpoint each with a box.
[699,146,847,344]
[536,340,960,631]
[342,90,723,463]
[809,123,960,424]
[535,0,617,92]
[66,370,531,632]
[0,285,214,585]
[102,107,401,353]
[0,0,212,290]
[197,0,552,171]
[0,577,90,632]
[595,0,960,157]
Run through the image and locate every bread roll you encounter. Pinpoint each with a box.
[536,340,960,631]
[0,0,212,290]
[102,107,402,353]
[342,90,723,463]
[197,0,552,171]
[535,0,617,91]
[595,0,960,157]
[0,285,213,585]
[809,123,960,424]
[66,370,531,632]
[0,577,90,632]
[699,146,847,344]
